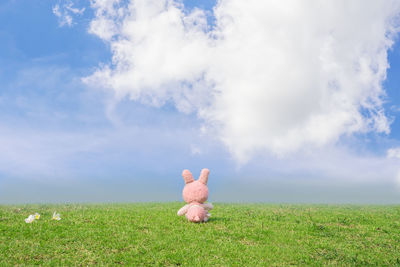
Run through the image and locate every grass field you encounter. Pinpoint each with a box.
[1,203,400,266]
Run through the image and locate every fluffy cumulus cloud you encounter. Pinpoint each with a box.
[85,0,400,162]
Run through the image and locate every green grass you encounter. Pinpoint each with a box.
[1,203,400,266]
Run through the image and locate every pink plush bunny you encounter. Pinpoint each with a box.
[177,168,213,222]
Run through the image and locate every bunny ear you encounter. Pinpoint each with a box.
[182,169,194,184]
[198,168,210,185]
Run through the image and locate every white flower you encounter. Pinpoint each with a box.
[25,215,35,223]
[34,213,40,220]
[52,211,61,221]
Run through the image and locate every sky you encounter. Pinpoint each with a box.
[1,0,400,204]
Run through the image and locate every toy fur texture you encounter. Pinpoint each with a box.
[177,169,213,223]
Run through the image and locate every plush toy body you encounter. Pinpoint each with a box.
[177,169,213,222]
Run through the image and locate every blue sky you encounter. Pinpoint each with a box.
[1,0,400,203]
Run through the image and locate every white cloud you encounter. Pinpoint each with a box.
[387,147,400,159]
[190,144,202,155]
[85,0,400,162]
[53,1,85,27]
[390,105,400,113]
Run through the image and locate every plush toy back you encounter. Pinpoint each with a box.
[182,169,209,204]
[178,169,212,222]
